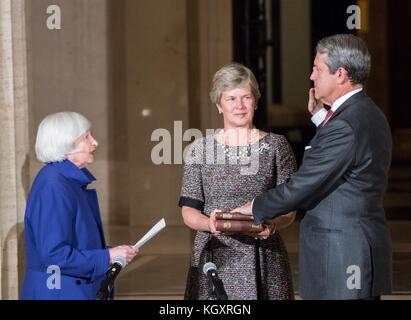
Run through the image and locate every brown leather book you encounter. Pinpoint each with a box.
[215,212,254,221]
[216,220,264,233]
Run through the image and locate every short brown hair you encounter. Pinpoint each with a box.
[209,63,261,105]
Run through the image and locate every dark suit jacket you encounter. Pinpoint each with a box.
[253,91,392,299]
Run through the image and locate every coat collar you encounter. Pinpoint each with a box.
[330,90,366,119]
[50,160,96,186]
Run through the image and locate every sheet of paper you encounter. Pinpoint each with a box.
[132,218,166,250]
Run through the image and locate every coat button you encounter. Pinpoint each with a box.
[76,280,81,285]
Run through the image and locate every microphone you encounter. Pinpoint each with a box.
[96,256,126,300]
[203,262,228,300]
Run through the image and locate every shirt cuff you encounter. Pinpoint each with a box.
[251,198,255,214]
[311,108,328,127]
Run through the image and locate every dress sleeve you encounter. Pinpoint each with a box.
[178,140,205,212]
[275,135,297,185]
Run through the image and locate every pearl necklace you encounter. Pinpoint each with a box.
[218,127,260,161]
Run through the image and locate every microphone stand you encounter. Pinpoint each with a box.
[96,257,126,300]
[210,278,228,300]
[206,272,228,300]
[206,277,217,300]
[96,278,113,300]
[203,262,228,300]
[96,269,115,300]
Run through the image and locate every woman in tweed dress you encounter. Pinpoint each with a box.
[179,63,296,300]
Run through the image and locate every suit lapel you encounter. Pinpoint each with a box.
[315,91,366,134]
[304,91,367,164]
[328,90,366,121]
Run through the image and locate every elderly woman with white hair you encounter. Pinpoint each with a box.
[20,112,137,300]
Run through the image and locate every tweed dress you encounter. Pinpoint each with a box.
[179,132,296,300]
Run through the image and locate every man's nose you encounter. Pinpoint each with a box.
[310,71,316,81]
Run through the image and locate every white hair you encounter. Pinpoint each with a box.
[35,112,91,163]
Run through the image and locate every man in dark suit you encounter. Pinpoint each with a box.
[234,34,392,300]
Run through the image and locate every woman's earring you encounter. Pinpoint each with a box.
[255,106,258,110]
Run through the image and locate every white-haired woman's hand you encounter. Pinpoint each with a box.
[109,245,138,264]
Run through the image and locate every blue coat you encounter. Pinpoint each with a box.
[20,160,110,300]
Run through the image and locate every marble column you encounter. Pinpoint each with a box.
[124,0,233,254]
[25,0,113,223]
[0,0,30,299]
[187,0,233,132]
[125,0,192,245]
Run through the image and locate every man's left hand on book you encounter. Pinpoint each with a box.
[244,224,270,240]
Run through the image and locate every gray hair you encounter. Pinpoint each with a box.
[316,34,371,84]
[209,63,261,105]
[35,112,91,163]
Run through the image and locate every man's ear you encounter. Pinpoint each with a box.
[337,67,350,84]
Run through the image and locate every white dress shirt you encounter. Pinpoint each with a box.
[311,88,363,127]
